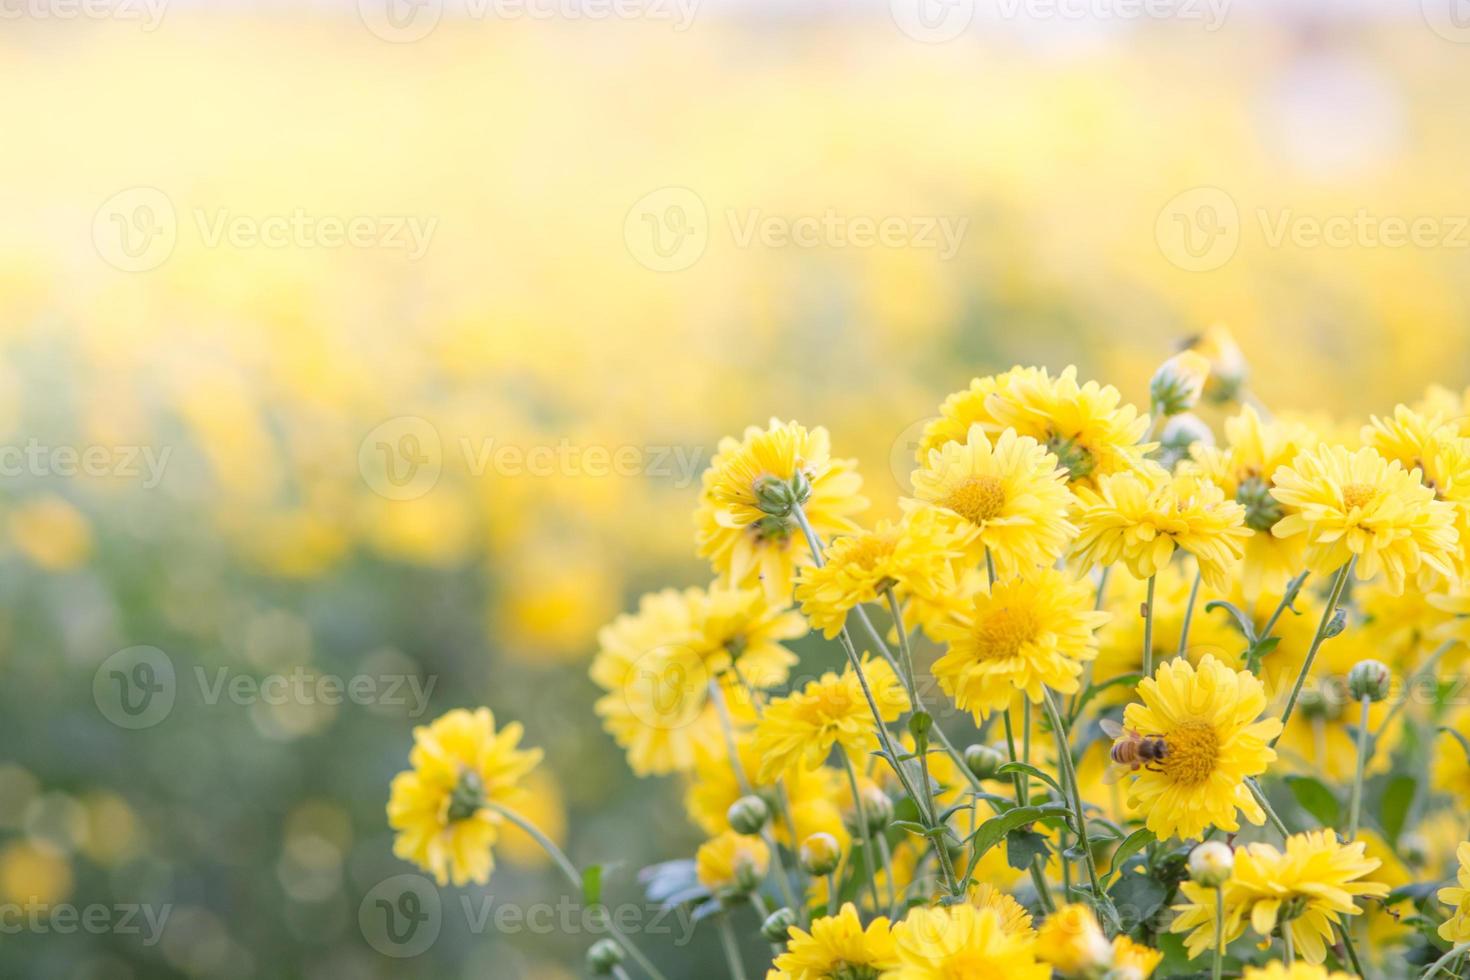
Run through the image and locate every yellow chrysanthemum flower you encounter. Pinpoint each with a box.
[1184,324,1249,404]
[1072,463,1251,591]
[1116,655,1281,840]
[968,882,1035,936]
[796,511,961,640]
[1111,935,1164,978]
[932,569,1109,721]
[1092,565,1239,696]
[696,419,868,603]
[915,366,1041,462]
[755,656,909,781]
[590,585,795,776]
[386,708,541,887]
[1269,444,1458,595]
[1035,903,1112,976]
[905,424,1076,578]
[885,904,1050,980]
[1172,830,1388,964]
[695,830,770,897]
[985,364,1153,488]
[774,902,899,979]
[684,733,850,851]
[1437,842,1470,942]
[1241,965,1354,980]
[1364,405,1470,583]
[1183,405,1319,594]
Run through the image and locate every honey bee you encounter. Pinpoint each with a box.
[1099,719,1169,784]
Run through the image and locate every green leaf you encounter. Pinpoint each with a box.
[1107,827,1155,882]
[993,761,1064,797]
[889,820,930,838]
[1285,775,1341,828]
[1006,829,1050,872]
[1108,870,1168,931]
[1204,599,1258,644]
[961,803,1070,881]
[582,864,603,906]
[1069,673,1143,724]
[1380,774,1416,845]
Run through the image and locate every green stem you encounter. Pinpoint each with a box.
[1042,689,1112,929]
[1247,778,1290,838]
[1375,640,1455,749]
[1272,557,1355,747]
[1142,574,1157,677]
[1002,708,1055,912]
[1347,694,1371,840]
[1424,943,1470,979]
[717,913,747,980]
[1178,563,1203,659]
[1284,922,1296,964]
[1213,886,1225,980]
[840,750,882,912]
[1338,921,1367,978]
[488,804,671,980]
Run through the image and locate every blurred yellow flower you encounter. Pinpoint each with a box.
[683,733,849,851]
[1241,965,1353,980]
[1437,842,1470,942]
[0,839,72,906]
[754,656,908,781]
[695,830,769,896]
[386,707,541,887]
[887,905,1049,980]
[1035,903,1111,977]
[773,902,898,979]
[8,495,92,571]
[967,882,1034,936]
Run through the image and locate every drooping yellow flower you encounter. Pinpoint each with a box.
[1437,842,1470,942]
[984,365,1153,488]
[696,419,867,603]
[695,830,770,897]
[1172,830,1389,964]
[1182,405,1320,593]
[905,424,1076,577]
[932,569,1109,720]
[1035,903,1112,976]
[386,708,542,887]
[796,511,961,640]
[1116,655,1281,840]
[884,904,1050,980]
[1072,463,1251,590]
[968,882,1035,936]
[590,585,794,776]
[755,657,909,781]
[684,733,850,851]
[1111,935,1164,978]
[1269,443,1459,595]
[1240,965,1354,980]
[774,902,899,979]
[915,366,1040,462]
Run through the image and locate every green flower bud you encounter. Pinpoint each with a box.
[963,743,1004,780]
[1236,475,1284,532]
[1348,659,1392,703]
[1150,351,1210,417]
[850,786,893,835]
[1188,840,1234,888]
[761,907,797,944]
[799,832,841,876]
[727,795,771,836]
[587,939,625,975]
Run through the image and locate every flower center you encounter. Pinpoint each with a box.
[814,684,855,717]
[830,965,881,980]
[975,605,1040,660]
[1161,722,1220,786]
[846,534,897,572]
[944,475,1007,525]
[1341,482,1378,512]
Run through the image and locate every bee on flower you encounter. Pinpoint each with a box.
[386,708,542,887]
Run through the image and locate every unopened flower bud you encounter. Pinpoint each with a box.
[1348,660,1392,703]
[1188,840,1234,888]
[1236,475,1284,533]
[587,938,625,975]
[851,786,893,834]
[753,473,810,518]
[799,832,841,876]
[1322,608,1348,639]
[1297,685,1343,722]
[1156,413,1215,470]
[1150,351,1211,417]
[761,907,797,943]
[728,795,771,836]
[1186,324,1249,404]
[964,743,1005,780]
